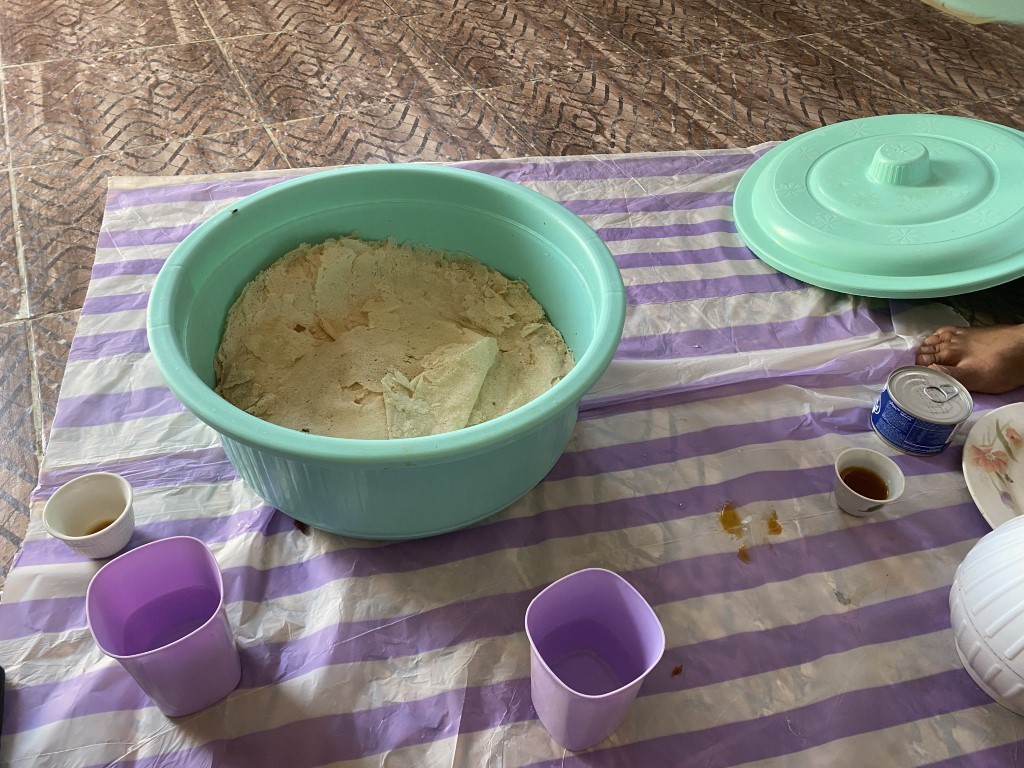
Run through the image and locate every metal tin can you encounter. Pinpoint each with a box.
[870,366,973,455]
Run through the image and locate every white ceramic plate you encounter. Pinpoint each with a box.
[963,403,1024,529]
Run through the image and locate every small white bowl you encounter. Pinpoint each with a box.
[833,447,905,517]
[43,472,135,559]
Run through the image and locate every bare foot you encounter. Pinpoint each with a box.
[915,324,1024,394]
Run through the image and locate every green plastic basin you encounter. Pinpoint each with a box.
[147,165,626,539]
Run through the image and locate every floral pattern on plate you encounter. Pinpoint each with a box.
[963,403,1024,529]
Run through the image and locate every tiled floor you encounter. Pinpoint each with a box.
[0,0,1022,588]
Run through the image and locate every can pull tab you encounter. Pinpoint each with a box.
[924,384,961,403]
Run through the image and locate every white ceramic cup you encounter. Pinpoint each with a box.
[833,447,905,517]
[43,472,135,559]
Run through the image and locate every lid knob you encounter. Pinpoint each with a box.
[868,141,931,186]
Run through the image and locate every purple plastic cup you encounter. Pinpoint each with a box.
[525,568,666,751]
[86,536,241,717]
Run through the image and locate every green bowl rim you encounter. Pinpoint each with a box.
[147,164,626,465]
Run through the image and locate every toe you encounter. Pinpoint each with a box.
[923,327,964,347]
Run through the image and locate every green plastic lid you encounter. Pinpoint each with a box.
[734,114,1024,298]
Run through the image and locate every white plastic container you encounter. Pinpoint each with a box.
[949,514,1024,715]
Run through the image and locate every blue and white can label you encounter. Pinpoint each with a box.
[870,366,973,455]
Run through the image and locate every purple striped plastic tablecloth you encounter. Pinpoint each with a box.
[2,149,1020,767]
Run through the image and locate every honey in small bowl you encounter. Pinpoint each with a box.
[840,466,888,501]
[82,518,117,536]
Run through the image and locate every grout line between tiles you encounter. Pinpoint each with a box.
[25,322,46,461]
[0,55,29,319]
[0,38,45,464]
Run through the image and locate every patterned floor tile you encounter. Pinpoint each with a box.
[804,14,1024,111]
[271,90,540,167]
[17,128,288,316]
[0,0,211,66]
[200,0,394,37]
[411,0,636,89]
[381,0,454,15]
[30,311,80,454]
[0,182,25,324]
[3,42,262,168]
[932,90,1024,129]
[567,0,781,60]
[732,0,902,36]
[223,20,468,125]
[657,37,924,143]
[972,20,1024,49]
[0,322,39,588]
[881,0,971,21]
[477,66,758,156]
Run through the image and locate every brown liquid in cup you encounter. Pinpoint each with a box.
[840,466,888,501]
[83,518,117,536]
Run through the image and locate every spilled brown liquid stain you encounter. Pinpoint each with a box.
[671,664,683,677]
[720,503,783,564]
[718,502,743,538]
